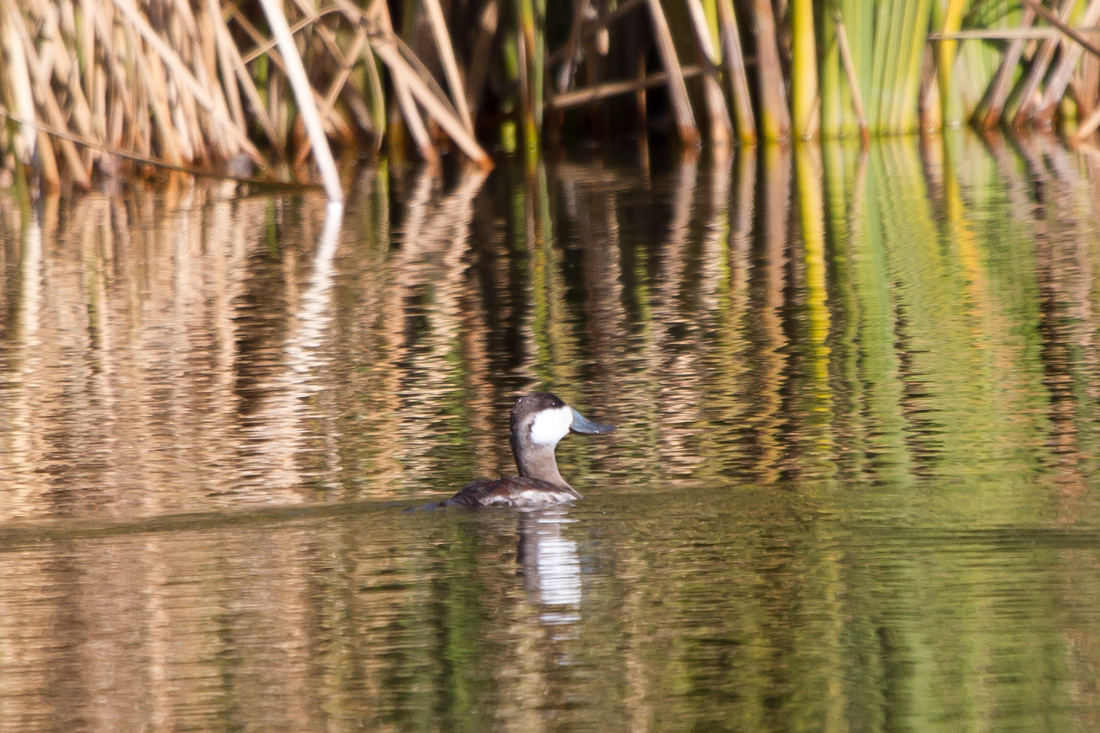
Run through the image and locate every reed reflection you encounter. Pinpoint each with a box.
[0,145,1092,497]
[1018,136,1100,507]
[0,133,1098,730]
[2,137,1094,508]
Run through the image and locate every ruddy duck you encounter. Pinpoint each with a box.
[443,393,615,508]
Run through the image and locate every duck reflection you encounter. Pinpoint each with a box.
[516,507,582,627]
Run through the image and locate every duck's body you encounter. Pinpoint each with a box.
[445,476,582,507]
[443,393,614,508]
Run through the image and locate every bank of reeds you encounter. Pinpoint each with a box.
[2,0,1100,192]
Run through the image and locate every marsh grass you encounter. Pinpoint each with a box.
[2,0,1099,188]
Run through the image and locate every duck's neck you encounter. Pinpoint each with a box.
[512,438,571,489]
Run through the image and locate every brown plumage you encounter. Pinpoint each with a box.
[445,476,582,507]
[438,392,614,509]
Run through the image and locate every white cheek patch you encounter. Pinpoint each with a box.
[530,405,573,445]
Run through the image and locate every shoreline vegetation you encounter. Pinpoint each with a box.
[1,0,1099,195]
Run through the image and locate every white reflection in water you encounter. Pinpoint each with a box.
[245,201,345,498]
[288,201,345,375]
[7,207,43,513]
[518,508,582,627]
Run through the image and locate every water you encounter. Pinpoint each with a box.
[1,132,1100,730]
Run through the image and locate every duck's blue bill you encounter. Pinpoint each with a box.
[570,407,616,434]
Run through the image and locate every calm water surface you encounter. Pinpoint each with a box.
[1,133,1100,730]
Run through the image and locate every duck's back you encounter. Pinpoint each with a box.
[446,476,582,508]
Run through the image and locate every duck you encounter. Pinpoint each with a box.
[443,392,615,508]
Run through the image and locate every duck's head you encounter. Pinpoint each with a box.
[509,392,615,486]
[512,392,615,445]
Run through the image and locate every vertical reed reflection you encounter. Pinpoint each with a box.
[1019,135,1100,506]
[339,167,495,498]
[695,149,742,480]
[823,140,869,484]
[243,200,345,501]
[793,142,835,480]
[1,134,1100,730]
[748,144,791,484]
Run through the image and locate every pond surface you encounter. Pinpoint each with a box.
[1,132,1100,731]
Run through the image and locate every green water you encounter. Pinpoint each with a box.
[0,132,1099,730]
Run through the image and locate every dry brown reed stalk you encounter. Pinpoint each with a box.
[258,0,342,201]
[5,0,91,186]
[551,66,704,108]
[422,0,473,133]
[683,0,733,147]
[1009,0,1074,126]
[359,0,492,169]
[231,6,353,144]
[112,0,258,159]
[395,68,442,168]
[0,0,502,188]
[292,25,370,169]
[1018,0,1100,56]
[716,0,755,143]
[1076,31,1100,121]
[238,6,343,64]
[643,0,700,145]
[3,9,38,166]
[212,10,281,153]
[0,107,307,184]
[548,1,635,112]
[1032,0,1100,124]
[282,2,365,144]
[752,0,791,142]
[36,130,63,188]
[44,11,95,147]
[321,27,371,123]
[978,7,1035,128]
[130,27,185,165]
[1073,96,1100,141]
[342,0,493,164]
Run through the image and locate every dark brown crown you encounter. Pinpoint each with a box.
[510,392,565,429]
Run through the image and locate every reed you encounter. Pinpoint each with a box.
[0,0,497,189]
[517,0,546,159]
[753,0,791,142]
[819,4,843,139]
[715,0,755,142]
[894,0,931,132]
[794,142,830,387]
[975,13,1025,126]
[790,0,818,139]
[6,0,1100,188]
[684,0,733,145]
